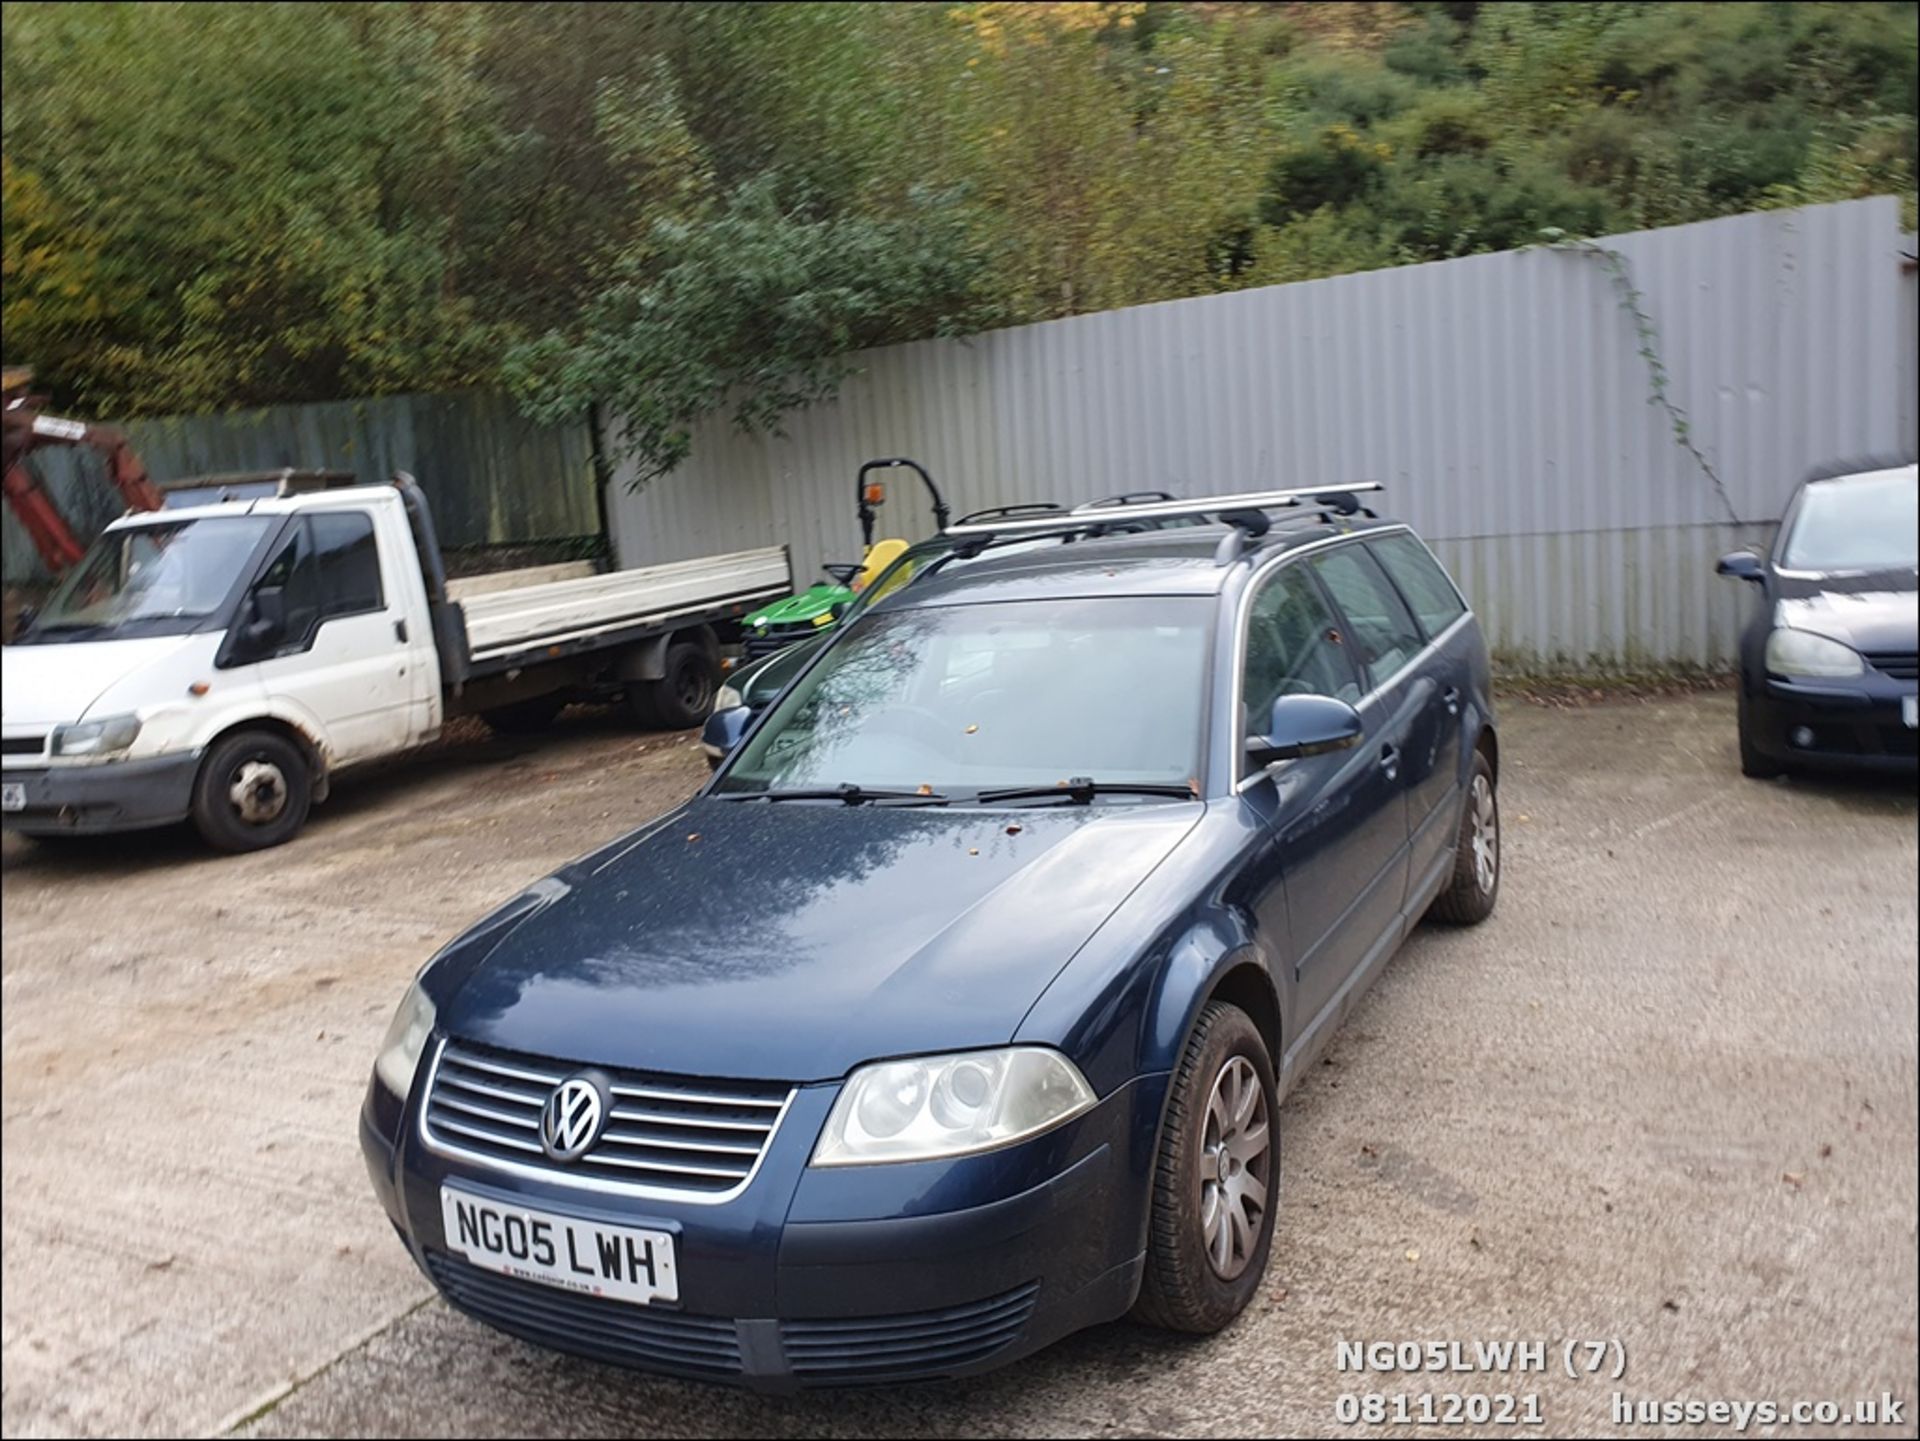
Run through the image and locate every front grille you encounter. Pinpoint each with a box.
[424,1039,791,1197]
[1876,724,1920,757]
[1865,651,1919,681]
[426,1250,744,1377]
[781,1282,1042,1386]
[0,735,45,757]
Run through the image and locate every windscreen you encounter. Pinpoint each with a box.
[718,596,1210,796]
[23,517,274,642]
[1779,468,1919,573]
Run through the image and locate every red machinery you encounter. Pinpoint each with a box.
[3,367,165,575]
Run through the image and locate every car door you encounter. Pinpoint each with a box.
[244,510,417,764]
[1298,543,1436,983]
[1366,531,1472,896]
[1239,559,1407,1033]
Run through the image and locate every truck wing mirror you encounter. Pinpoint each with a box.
[241,587,286,651]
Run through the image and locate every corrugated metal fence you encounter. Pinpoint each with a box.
[2,390,597,586]
[610,197,1918,670]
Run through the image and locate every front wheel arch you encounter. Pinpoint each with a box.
[1136,947,1285,1247]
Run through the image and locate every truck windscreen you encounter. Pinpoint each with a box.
[20,517,275,643]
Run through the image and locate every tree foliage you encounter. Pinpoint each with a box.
[3,1,1914,480]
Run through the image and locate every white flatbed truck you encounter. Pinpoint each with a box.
[1,470,791,850]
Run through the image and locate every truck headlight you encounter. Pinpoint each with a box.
[811,1047,1096,1166]
[51,713,142,757]
[374,982,437,1099]
[1765,628,1863,678]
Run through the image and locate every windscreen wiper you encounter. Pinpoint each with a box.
[974,777,1197,805]
[715,783,950,806]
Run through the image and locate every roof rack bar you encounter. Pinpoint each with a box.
[948,483,1383,538]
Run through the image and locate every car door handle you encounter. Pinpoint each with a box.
[1379,743,1400,778]
[1442,686,1460,715]
[394,618,409,644]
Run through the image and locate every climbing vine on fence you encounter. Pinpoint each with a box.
[1539,227,1743,526]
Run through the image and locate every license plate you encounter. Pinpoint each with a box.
[1905,695,1917,730]
[1,783,23,813]
[440,1188,677,1306]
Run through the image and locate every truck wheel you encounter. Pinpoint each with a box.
[482,695,565,736]
[192,730,312,853]
[630,641,717,731]
[1133,1000,1277,1334]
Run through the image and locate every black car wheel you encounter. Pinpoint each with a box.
[1134,1000,1277,1334]
[1737,691,1784,779]
[1428,749,1499,925]
[191,729,312,853]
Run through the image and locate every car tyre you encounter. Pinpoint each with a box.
[1133,1000,1277,1334]
[192,729,312,853]
[1737,693,1784,779]
[1428,749,1499,925]
[630,641,718,731]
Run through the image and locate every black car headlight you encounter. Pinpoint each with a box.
[1765,628,1864,678]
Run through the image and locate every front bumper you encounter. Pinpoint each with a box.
[0,750,201,834]
[1746,674,1919,772]
[362,1059,1165,1391]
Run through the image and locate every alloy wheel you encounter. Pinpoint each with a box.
[1470,772,1498,894]
[1200,1055,1271,1280]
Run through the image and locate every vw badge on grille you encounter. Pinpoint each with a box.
[539,1073,607,1162]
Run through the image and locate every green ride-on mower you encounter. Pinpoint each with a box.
[741,458,950,660]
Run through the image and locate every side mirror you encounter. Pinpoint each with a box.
[700,703,753,770]
[240,587,287,651]
[1246,694,1364,768]
[1716,550,1765,584]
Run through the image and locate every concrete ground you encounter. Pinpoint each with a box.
[1,694,1914,1439]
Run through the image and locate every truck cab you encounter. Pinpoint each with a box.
[3,473,790,851]
[4,484,444,846]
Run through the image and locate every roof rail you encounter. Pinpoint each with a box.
[955,501,1067,525]
[945,483,1383,539]
[1075,490,1180,511]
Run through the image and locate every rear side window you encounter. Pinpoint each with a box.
[311,512,383,617]
[1310,545,1426,690]
[1242,566,1363,734]
[1369,532,1467,638]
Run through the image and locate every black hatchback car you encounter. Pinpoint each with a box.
[1718,460,1918,777]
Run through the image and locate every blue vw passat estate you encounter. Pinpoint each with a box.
[361,488,1501,1389]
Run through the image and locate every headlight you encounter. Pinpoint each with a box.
[374,981,437,1098]
[1765,628,1863,678]
[714,682,744,712]
[811,1047,1096,1166]
[51,713,142,757]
